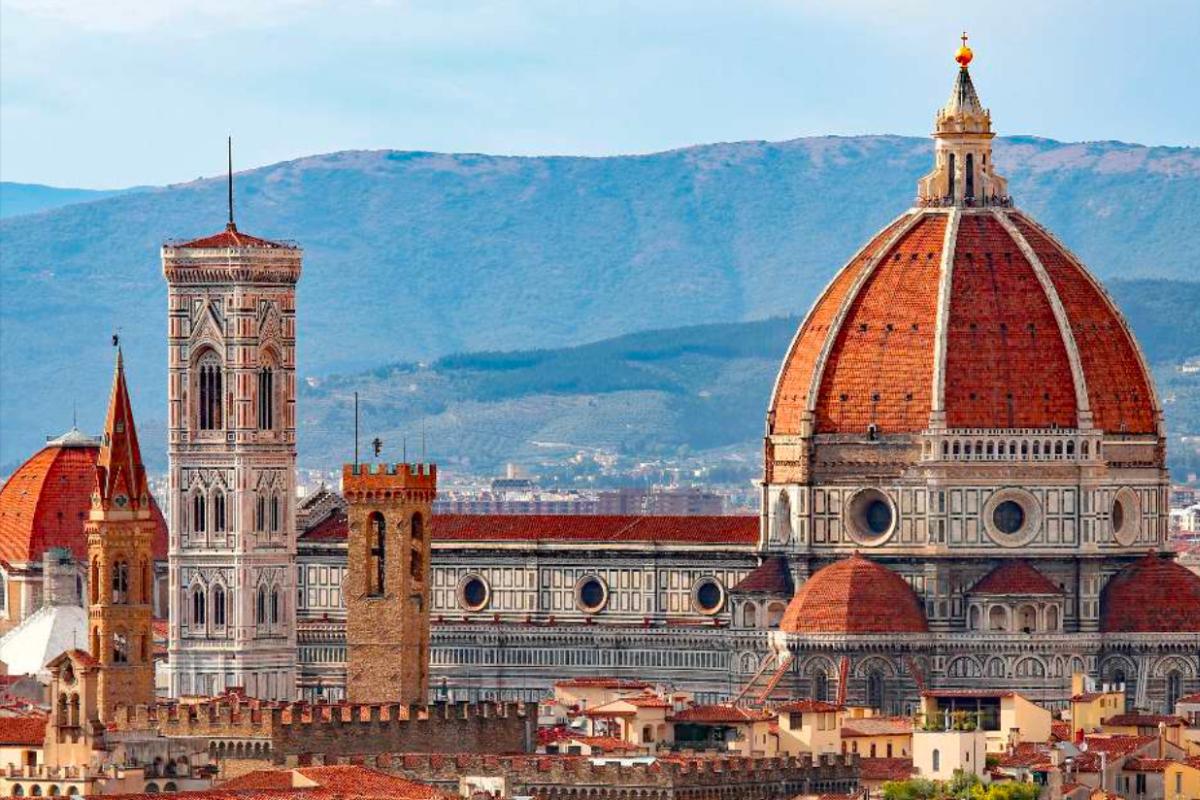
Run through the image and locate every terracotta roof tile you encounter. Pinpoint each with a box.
[170,224,294,250]
[1100,553,1200,633]
[670,704,774,723]
[858,757,916,781]
[779,553,928,635]
[0,715,46,746]
[1103,713,1185,727]
[840,716,913,737]
[969,560,1063,595]
[776,699,841,714]
[730,556,794,594]
[433,514,758,545]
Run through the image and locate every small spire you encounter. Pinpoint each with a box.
[95,345,148,513]
[226,136,236,232]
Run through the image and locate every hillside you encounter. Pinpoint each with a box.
[2,135,1198,468]
[300,279,1200,482]
[0,182,136,218]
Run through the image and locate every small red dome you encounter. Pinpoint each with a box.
[1100,553,1200,633]
[769,210,1157,439]
[0,434,168,568]
[779,553,928,634]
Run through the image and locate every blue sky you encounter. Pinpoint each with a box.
[2,0,1197,188]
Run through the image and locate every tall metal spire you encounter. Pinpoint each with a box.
[227,135,236,231]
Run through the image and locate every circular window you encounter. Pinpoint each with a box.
[992,501,1025,535]
[457,575,491,612]
[1111,488,1140,546]
[982,489,1041,547]
[844,488,897,546]
[575,576,608,613]
[692,578,725,615]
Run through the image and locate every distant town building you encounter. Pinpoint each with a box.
[597,487,726,516]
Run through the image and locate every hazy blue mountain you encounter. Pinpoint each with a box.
[0,182,138,218]
[297,280,1200,481]
[1,136,1198,470]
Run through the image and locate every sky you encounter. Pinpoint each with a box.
[2,0,1197,189]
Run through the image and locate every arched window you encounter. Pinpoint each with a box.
[989,605,1008,631]
[965,152,975,199]
[1166,670,1183,713]
[197,351,223,431]
[89,558,99,604]
[1046,605,1059,631]
[256,586,267,626]
[775,491,792,543]
[814,670,829,702]
[947,153,956,200]
[213,585,226,627]
[932,748,941,772]
[112,560,129,604]
[1018,604,1038,633]
[410,513,424,581]
[767,602,786,627]
[112,631,129,663]
[192,492,207,534]
[269,493,280,533]
[270,587,280,625]
[255,494,266,532]
[213,490,226,533]
[867,670,885,711]
[968,605,982,630]
[257,362,275,430]
[411,512,424,542]
[192,587,206,627]
[741,603,758,628]
[368,512,386,596]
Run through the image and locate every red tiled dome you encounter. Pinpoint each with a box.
[778,553,928,634]
[1100,553,1200,633]
[768,209,1157,438]
[0,434,168,568]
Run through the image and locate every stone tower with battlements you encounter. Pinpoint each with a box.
[87,349,156,720]
[163,216,302,701]
[343,462,437,704]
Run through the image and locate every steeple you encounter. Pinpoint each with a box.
[94,346,148,515]
[916,34,1010,207]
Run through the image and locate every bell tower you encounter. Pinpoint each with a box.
[87,348,156,720]
[343,462,437,704]
[916,33,1009,206]
[163,149,302,700]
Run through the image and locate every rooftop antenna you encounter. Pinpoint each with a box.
[421,420,426,464]
[353,392,359,468]
[227,136,235,230]
[403,434,408,465]
[72,400,77,430]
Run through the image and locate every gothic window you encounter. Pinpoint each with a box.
[257,363,275,431]
[368,512,386,596]
[1166,670,1183,713]
[270,587,281,624]
[197,352,223,431]
[192,587,206,627]
[867,670,885,711]
[269,493,280,533]
[192,492,207,534]
[213,490,226,533]
[255,494,267,532]
[965,153,975,199]
[947,153,956,201]
[112,560,129,604]
[140,558,150,604]
[113,631,129,664]
[213,584,226,627]
[89,559,99,605]
[256,586,267,626]
[814,670,829,702]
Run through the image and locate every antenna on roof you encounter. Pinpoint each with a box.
[227,136,236,231]
[72,400,77,430]
[421,420,426,463]
[353,392,359,468]
[402,434,407,464]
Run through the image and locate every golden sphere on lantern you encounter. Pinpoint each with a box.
[955,32,973,68]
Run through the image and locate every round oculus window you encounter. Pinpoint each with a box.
[845,488,897,546]
[576,576,608,613]
[458,575,490,612]
[992,501,1025,535]
[1111,488,1140,546]
[692,578,724,615]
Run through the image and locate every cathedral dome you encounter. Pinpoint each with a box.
[1100,553,1200,633]
[778,553,928,634]
[767,45,1158,443]
[0,432,168,568]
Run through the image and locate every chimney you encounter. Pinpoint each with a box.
[42,548,79,607]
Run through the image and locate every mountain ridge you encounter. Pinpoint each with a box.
[2,134,1198,468]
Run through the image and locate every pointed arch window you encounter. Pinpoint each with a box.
[965,152,975,199]
[256,585,267,626]
[197,352,224,431]
[112,631,129,664]
[213,584,226,627]
[89,558,100,605]
[255,494,267,532]
[192,586,206,627]
[270,587,281,625]
[257,361,275,431]
[112,560,129,604]
[140,557,150,604]
[368,512,386,596]
[947,153,956,201]
[192,492,207,534]
[213,490,226,533]
[269,493,280,533]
